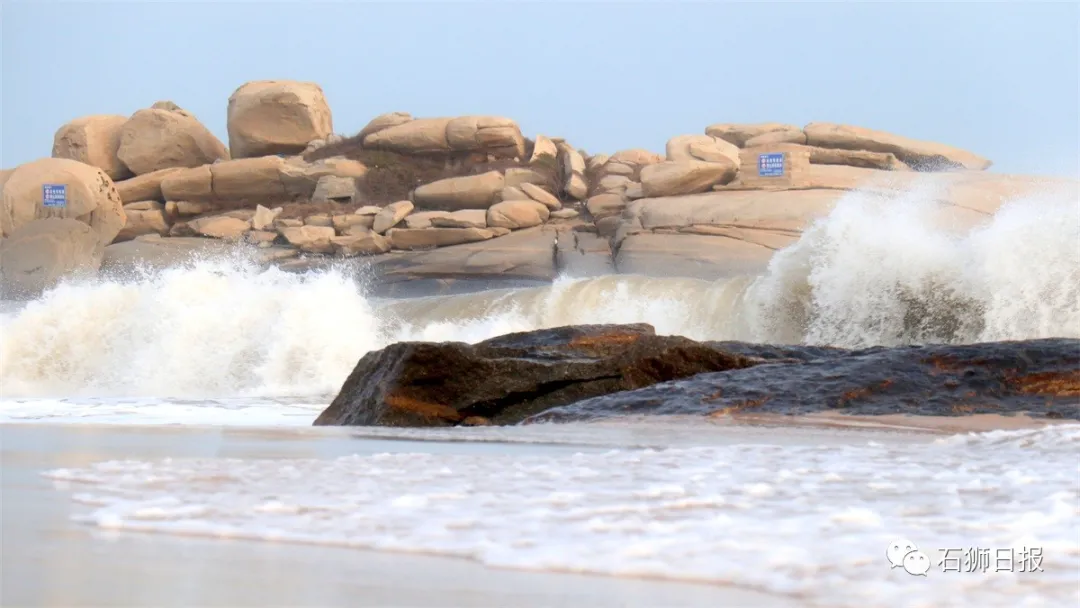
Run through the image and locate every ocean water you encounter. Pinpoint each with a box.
[2,183,1079,606]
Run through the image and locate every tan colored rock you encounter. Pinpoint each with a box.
[487,200,550,229]
[160,165,214,201]
[806,146,909,171]
[304,214,333,227]
[279,156,367,199]
[332,232,390,256]
[504,168,551,189]
[115,167,182,203]
[227,80,333,159]
[173,200,211,216]
[354,205,381,216]
[211,156,288,202]
[122,200,161,212]
[388,227,495,250]
[333,213,375,232]
[499,186,529,202]
[281,225,336,253]
[413,171,504,210]
[252,205,283,230]
[429,209,487,229]
[364,118,452,154]
[115,201,169,242]
[609,149,663,166]
[357,112,413,143]
[665,135,740,166]
[598,175,632,193]
[803,122,991,170]
[0,218,105,297]
[640,160,738,197]
[586,193,627,219]
[245,230,278,245]
[520,183,561,210]
[705,123,802,147]
[117,107,228,175]
[745,130,807,147]
[188,215,251,240]
[403,211,450,230]
[52,115,132,180]
[557,143,588,201]
[343,223,373,236]
[549,208,579,220]
[625,182,645,200]
[312,175,356,203]
[600,162,635,177]
[446,116,525,157]
[529,135,559,165]
[1,158,125,248]
[274,218,304,230]
[586,154,610,172]
[489,226,511,238]
[374,200,414,234]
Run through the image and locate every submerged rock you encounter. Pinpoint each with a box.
[528,338,1080,423]
[314,324,760,427]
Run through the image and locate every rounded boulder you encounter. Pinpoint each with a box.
[1,158,126,247]
[227,80,333,159]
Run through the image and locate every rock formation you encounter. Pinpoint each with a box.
[314,323,1080,427]
[5,77,1071,298]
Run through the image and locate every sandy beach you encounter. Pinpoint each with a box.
[2,422,797,608]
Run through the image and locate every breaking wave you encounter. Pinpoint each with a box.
[1,185,1077,399]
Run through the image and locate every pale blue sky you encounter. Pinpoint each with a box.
[3,1,1078,176]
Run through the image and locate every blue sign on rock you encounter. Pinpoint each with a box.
[757,153,785,177]
[42,184,67,208]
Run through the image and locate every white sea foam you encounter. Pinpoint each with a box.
[1,184,1077,404]
[43,424,1080,608]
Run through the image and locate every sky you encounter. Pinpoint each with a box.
[2,1,1078,177]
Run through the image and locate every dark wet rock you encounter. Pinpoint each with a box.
[527,338,1080,423]
[314,324,762,427]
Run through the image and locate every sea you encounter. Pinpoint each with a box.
[1,186,1078,607]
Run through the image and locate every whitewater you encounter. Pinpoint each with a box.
[2,185,1078,607]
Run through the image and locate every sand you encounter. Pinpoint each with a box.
[1,423,793,608]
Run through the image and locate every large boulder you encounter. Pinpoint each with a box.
[227,80,334,159]
[114,167,183,203]
[356,111,413,143]
[363,118,452,154]
[333,232,390,256]
[640,160,737,197]
[487,200,550,229]
[557,142,588,201]
[803,122,991,171]
[0,218,105,298]
[531,339,1080,423]
[313,324,759,426]
[413,171,504,210]
[117,106,228,175]
[388,227,495,250]
[665,134,740,165]
[0,158,125,247]
[364,115,526,158]
[51,115,132,180]
[114,201,170,242]
[280,225,336,253]
[373,200,414,234]
[705,123,803,147]
[188,215,251,241]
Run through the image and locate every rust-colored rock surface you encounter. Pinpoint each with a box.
[529,339,1080,422]
[314,324,760,427]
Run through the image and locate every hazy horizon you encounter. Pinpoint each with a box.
[3,2,1078,177]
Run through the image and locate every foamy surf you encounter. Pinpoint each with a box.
[1,186,1077,405]
[42,424,1080,608]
